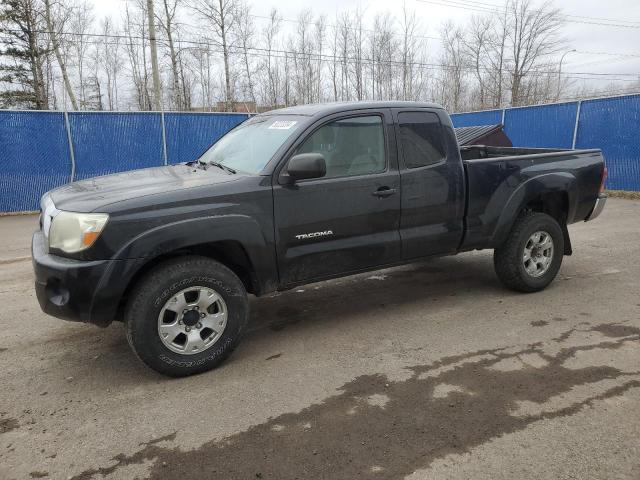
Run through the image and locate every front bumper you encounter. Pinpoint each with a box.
[585,194,607,221]
[32,231,116,326]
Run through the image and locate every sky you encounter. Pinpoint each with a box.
[90,0,640,90]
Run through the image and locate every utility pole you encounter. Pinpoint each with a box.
[147,0,162,110]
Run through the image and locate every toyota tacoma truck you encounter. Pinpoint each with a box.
[32,101,607,376]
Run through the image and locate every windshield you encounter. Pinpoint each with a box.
[198,115,305,174]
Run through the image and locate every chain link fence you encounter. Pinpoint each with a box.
[1,94,638,212]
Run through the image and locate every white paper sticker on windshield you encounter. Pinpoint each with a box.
[268,120,297,130]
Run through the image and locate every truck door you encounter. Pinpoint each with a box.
[273,111,401,286]
[393,109,465,259]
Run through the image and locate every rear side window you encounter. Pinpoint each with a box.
[398,112,446,168]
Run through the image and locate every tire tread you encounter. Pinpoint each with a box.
[124,256,248,377]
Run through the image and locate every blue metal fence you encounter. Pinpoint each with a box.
[450,109,503,127]
[504,102,578,149]
[450,93,640,191]
[164,112,246,165]
[0,111,72,213]
[69,112,165,180]
[0,111,249,212]
[574,95,640,192]
[1,95,639,212]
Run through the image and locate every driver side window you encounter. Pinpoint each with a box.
[295,115,385,179]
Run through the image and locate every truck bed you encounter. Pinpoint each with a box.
[459,146,605,251]
[460,145,573,161]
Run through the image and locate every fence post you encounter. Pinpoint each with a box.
[572,101,582,149]
[160,111,168,165]
[501,108,506,126]
[63,111,76,182]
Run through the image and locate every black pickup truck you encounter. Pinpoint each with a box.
[32,101,607,376]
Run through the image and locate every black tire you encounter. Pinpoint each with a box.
[125,256,248,377]
[493,212,564,293]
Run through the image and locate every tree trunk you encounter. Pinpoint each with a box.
[162,0,182,110]
[218,0,233,111]
[23,3,47,108]
[44,0,78,110]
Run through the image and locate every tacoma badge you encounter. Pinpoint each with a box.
[295,230,334,240]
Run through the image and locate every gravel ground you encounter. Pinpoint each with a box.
[0,198,639,480]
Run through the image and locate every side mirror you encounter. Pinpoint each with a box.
[287,153,326,181]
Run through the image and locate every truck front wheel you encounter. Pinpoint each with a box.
[493,212,564,293]
[125,256,249,377]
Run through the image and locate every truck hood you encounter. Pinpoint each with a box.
[49,164,240,212]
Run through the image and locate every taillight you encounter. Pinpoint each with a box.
[599,165,608,194]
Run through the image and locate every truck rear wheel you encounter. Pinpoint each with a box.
[493,212,564,293]
[125,256,249,377]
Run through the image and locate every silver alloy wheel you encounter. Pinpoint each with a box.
[523,230,554,278]
[157,286,228,355]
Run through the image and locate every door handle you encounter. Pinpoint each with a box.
[372,187,397,198]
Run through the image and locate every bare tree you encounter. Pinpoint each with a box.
[329,15,339,101]
[399,3,424,101]
[506,0,563,106]
[156,0,185,110]
[176,39,192,109]
[68,0,93,107]
[439,21,466,111]
[236,1,256,108]
[490,5,509,108]
[313,14,326,103]
[97,16,122,110]
[351,7,364,101]
[123,0,152,110]
[192,0,238,111]
[463,15,493,109]
[44,0,77,109]
[189,38,214,110]
[371,14,398,101]
[291,9,316,104]
[260,8,281,108]
[335,12,350,101]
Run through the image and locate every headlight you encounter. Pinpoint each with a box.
[49,211,109,253]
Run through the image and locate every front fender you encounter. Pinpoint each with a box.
[116,214,269,259]
[490,172,578,248]
[87,215,277,325]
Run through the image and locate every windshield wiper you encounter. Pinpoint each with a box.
[200,159,237,174]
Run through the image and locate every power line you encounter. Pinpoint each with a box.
[575,50,640,59]
[9,2,638,60]
[116,0,640,28]
[416,0,640,29]
[247,13,442,43]
[436,0,640,24]
[2,27,639,82]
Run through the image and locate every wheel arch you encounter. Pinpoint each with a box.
[490,172,577,254]
[99,215,278,323]
[113,240,258,323]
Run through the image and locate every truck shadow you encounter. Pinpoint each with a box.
[248,253,501,335]
[70,321,640,480]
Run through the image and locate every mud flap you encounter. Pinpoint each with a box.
[562,223,572,256]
